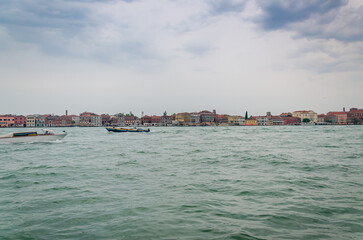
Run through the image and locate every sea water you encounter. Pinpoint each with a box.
[0,126,362,239]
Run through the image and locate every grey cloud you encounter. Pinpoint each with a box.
[183,44,215,57]
[293,6,363,42]
[0,0,162,64]
[209,0,247,15]
[254,0,363,42]
[257,0,348,30]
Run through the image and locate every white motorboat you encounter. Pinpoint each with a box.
[0,129,67,143]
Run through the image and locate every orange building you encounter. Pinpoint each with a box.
[327,112,348,125]
[245,117,258,126]
[0,115,15,127]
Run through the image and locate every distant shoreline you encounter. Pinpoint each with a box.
[0,124,360,129]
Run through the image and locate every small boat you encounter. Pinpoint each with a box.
[0,129,67,143]
[106,127,150,133]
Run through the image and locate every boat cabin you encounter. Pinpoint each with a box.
[13,132,38,137]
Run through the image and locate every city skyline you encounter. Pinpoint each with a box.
[1,107,362,128]
[0,106,360,119]
[1,0,362,115]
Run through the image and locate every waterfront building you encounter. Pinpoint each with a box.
[327,111,348,125]
[114,113,124,126]
[80,112,101,127]
[101,114,112,126]
[189,113,201,125]
[141,115,152,126]
[245,117,258,126]
[110,116,118,126]
[0,115,15,127]
[280,112,292,118]
[151,115,161,126]
[26,115,36,127]
[36,115,46,127]
[324,115,337,124]
[14,115,26,127]
[228,116,241,126]
[80,112,92,126]
[293,110,318,123]
[91,114,102,127]
[317,114,327,125]
[270,116,284,125]
[57,115,73,126]
[239,118,246,126]
[47,115,59,127]
[134,118,141,126]
[348,108,363,124]
[124,115,138,126]
[175,112,190,126]
[43,115,55,127]
[199,110,215,125]
[141,115,161,126]
[161,115,172,126]
[283,117,301,125]
[70,115,80,126]
[215,114,229,125]
[257,116,269,126]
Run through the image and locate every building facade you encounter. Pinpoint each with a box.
[293,110,318,123]
[26,115,36,127]
[327,112,348,125]
[0,115,15,127]
[14,115,27,127]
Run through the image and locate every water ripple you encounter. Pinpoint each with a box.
[0,126,362,239]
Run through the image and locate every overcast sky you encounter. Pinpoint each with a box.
[1,0,362,116]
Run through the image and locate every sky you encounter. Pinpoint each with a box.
[0,0,362,116]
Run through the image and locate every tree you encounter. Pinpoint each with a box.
[303,118,310,123]
[163,111,167,116]
[245,111,248,120]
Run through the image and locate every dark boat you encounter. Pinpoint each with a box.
[106,127,150,133]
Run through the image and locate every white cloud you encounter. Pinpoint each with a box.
[0,0,362,115]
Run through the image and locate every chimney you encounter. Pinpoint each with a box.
[343,107,345,112]
[66,110,68,116]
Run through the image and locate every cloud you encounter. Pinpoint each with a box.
[0,0,168,64]
[0,0,362,116]
[255,0,363,42]
[182,44,215,57]
[0,0,222,67]
[257,0,348,29]
[293,4,363,42]
[209,0,247,15]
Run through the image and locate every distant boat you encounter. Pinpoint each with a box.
[0,129,67,143]
[106,127,150,133]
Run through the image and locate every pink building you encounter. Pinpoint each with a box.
[348,108,363,124]
[283,117,301,125]
[124,115,137,126]
[14,115,27,127]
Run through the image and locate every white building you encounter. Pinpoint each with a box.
[293,110,318,123]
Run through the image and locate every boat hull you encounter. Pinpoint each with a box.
[0,133,67,143]
[106,127,150,133]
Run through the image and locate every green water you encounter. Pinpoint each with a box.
[1,126,363,239]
